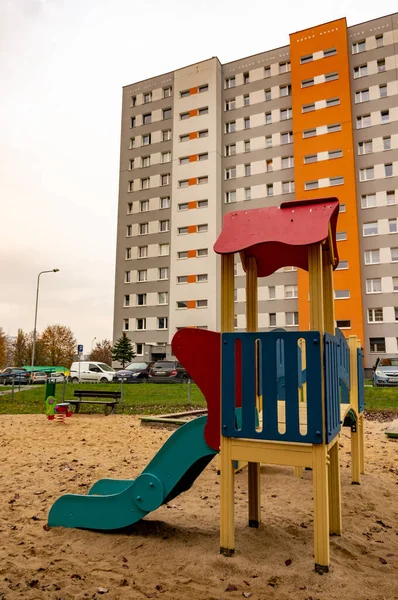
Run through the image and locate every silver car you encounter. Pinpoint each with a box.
[373,357,398,386]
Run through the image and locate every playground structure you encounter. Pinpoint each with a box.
[45,397,72,423]
[48,197,365,572]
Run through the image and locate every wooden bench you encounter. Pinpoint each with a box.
[70,390,121,416]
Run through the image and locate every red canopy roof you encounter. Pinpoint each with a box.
[214,197,340,277]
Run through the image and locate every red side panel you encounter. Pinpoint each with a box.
[171,329,221,451]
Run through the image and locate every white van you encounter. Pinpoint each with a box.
[69,362,116,383]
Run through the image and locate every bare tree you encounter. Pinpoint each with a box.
[89,339,113,365]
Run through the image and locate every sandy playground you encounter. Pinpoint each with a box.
[0,413,397,600]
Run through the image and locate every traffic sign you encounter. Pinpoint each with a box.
[78,344,83,354]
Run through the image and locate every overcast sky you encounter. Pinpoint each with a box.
[1,0,396,351]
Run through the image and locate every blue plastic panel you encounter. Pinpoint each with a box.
[324,334,342,443]
[222,331,323,444]
[335,328,350,404]
[357,348,365,413]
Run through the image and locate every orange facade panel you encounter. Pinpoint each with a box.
[188,201,197,210]
[187,275,196,283]
[189,131,198,140]
[189,155,198,162]
[290,18,364,344]
[188,177,197,186]
[189,86,198,95]
[188,225,197,234]
[189,109,198,117]
[187,300,196,309]
[187,250,196,258]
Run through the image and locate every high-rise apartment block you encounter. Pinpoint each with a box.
[113,13,398,368]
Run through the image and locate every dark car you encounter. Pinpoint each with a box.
[113,362,151,383]
[0,368,30,385]
[148,360,189,383]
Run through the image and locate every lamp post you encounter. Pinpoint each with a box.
[91,337,97,351]
[30,269,60,381]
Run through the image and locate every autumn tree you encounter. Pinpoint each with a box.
[41,325,77,367]
[0,327,7,370]
[89,339,113,365]
[111,333,136,368]
[23,331,47,367]
[12,329,28,367]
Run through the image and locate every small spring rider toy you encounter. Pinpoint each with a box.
[46,397,72,423]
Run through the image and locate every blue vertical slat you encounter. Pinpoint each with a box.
[357,348,365,413]
[305,332,323,444]
[221,334,236,436]
[261,332,278,440]
[283,334,300,441]
[240,335,256,436]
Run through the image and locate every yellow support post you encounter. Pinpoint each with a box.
[322,253,335,335]
[245,257,261,528]
[328,440,342,535]
[220,253,236,555]
[349,336,360,484]
[312,444,330,572]
[357,339,365,475]
[308,245,325,333]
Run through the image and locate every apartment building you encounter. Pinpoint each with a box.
[113,12,398,368]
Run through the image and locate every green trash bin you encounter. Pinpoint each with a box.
[45,380,56,399]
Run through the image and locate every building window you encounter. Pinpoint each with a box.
[177,301,188,309]
[197,224,208,233]
[280,108,292,120]
[280,84,291,97]
[199,129,208,138]
[179,156,189,165]
[128,181,134,192]
[225,121,236,133]
[141,156,150,168]
[327,123,341,133]
[326,97,340,107]
[266,159,273,172]
[140,200,149,212]
[126,225,132,236]
[162,129,171,141]
[129,159,134,170]
[244,164,251,177]
[159,220,169,232]
[198,153,208,162]
[368,308,383,323]
[300,54,313,64]
[136,318,146,331]
[244,117,250,129]
[137,269,147,282]
[265,112,272,124]
[197,274,208,282]
[130,117,136,128]
[158,317,168,330]
[363,222,378,236]
[379,84,387,98]
[136,343,143,356]
[352,40,366,53]
[197,199,208,208]
[225,76,236,89]
[265,136,272,148]
[138,246,148,258]
[142,134,151,146]
[127,202,133,214]
[376,34,383,47]
[159,243,169,256]
[383,136,391,151]
[281,131,293,144]
[304,154,317,164]
[282,156,294,168]
[125,271,131,283]
[366,279,381,294]
[339,204,346,213]
[268,286,276,300]
[285,285,298,299]
[325,72,338,82]
[393,277,398,292]
[354,64,368,78]
[361,194,376,209]
[279,61,290,73]
[334,290,350,299]
[392,248,398,262]
[179,179,189,187]
[336,232,347,241]
[369,338,385,353]
[358,140,372,155]
[199,84,208,93]
[139,223,148,235]
[305,180,319,191]
[355,89,369,103]
[264,66,271,78]
[381,110,390,124]
[364,250,380,264]
[225,98,236,111]
[198,176,208,185]
[302,103,315,113]
[126,247,131,260]
[329,176,344,186]
[197,248,208,257]
[131,95,136,107]
[160,174,170,186]
[244,187,251,200]
[180,89,190,98]
[225,144,236,156]
[336,320,351,329]
[225,191,236,203]
[387,191,396,205]
[123,319,129,331]
[162,152,171,163]
[177,275,188,284]
[143,113,151,125]
[265,88,271,101]
[302,78,314,88]
[385,163,393,177]
[178,226,188,235]
[198,107,208,116]
[266,184,273,197]
[282,181,295,194]
[129,137,135,149]
[160,196,170,209]
[243,72,250,83]
[329,149,342,159]
[336,261,348,270]
[163,87,172,98]
[158,292,168,305]
[324,48,337,57]
[286,312,299,326]
[244,94,250,106]
[359,167,374,181]
[269,313,276,327]
[389,219,397,234]
[180,112,190,121]
[377,59,386,73]
[303,129,316,139]
[137,293,147,306]
[196,299,208,308]
[159,267,169,280]
[178,251,188,259]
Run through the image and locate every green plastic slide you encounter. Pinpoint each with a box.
[48,416,218,530]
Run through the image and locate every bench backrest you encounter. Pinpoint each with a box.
[74,390,121,399]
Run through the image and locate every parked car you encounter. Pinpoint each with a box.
[373,357,398,386]
[0,368,30,385]
[31,371,47,384]
[148,360,189,383]
[113,362,151,383]
[47,371,67,381]
[69,361,116,383]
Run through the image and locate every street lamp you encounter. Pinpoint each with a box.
[30,269,60,381]
[91,337,97,351]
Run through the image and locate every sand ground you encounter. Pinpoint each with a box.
[0,414,397,600]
